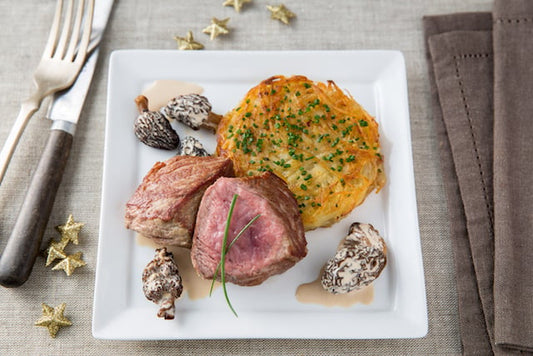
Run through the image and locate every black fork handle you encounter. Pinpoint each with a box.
[0,128,73,287]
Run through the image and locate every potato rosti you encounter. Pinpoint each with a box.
[216,75,385,230]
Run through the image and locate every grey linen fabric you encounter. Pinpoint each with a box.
[0,0,502,354]
[424,0,533,353]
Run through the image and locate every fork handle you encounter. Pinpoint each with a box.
[0,126,73,287]
[0,95,44,185]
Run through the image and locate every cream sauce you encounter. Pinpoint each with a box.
[141,80,204,111]
[136,234,218,300]
[296,272,374,307]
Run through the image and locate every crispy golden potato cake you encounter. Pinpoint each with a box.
[216,75,385,230]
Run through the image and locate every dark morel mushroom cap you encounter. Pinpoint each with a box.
[142,247,183,320]
[161,94,212,130]
[134,95,180,150]
[321,222,387,294]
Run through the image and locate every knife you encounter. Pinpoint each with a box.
[0,0,114,288]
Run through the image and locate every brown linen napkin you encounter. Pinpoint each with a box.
[424,0,533,353]
[423,14,495,355]
[492,0,533,351]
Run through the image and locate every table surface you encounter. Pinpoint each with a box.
[0,1,493,354]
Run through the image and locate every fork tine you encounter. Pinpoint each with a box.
[65,0,85,61]
[42,0,64,58]
[54,0,74,59]
[74,0,94,64]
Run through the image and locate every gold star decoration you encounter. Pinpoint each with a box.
[45,238,69,267]
[223,0,252,13]
[266,4,296,25]
[34,303,72,338]
[55,214,84,245]
[52,252,86,276]
[202,18,230,40]
[174,31,205,50]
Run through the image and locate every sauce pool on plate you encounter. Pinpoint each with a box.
[296,276,374,307]
[142,79,204,111]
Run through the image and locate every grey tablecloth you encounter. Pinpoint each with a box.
[0,1,493,354]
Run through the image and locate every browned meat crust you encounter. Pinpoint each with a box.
[125,155,234,248]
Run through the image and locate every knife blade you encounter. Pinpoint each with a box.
[47,47,99,134]
[0,0,114,288]
[87,0,114,53]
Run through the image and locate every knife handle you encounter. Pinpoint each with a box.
[0,127,73,287]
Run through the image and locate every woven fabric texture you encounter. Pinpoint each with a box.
[0,0,496,354]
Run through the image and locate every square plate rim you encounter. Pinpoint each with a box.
[93,49,428,340]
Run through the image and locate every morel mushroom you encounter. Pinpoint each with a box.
[142,247,183,320]
[134,95,180,150]
[321,222,387,294]
[177,136,210,157]
[160,94,221,132]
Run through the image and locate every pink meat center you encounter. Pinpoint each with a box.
[206,182,286,272]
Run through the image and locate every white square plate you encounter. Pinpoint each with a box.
[92,50,427,340]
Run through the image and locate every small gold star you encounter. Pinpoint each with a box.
[55,214,84,245]
[35,303,72,338]
[174,31,204,50]
[223,0,252,12]
[267,4,296,25]
[52,252,86,276]
[202,18,230,40]
[45,238,69,267]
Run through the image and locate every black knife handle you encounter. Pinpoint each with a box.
[0,128,73,287]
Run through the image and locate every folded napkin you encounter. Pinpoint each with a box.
[423,0,533,354]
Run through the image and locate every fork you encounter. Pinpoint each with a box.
[0,0,94,185]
